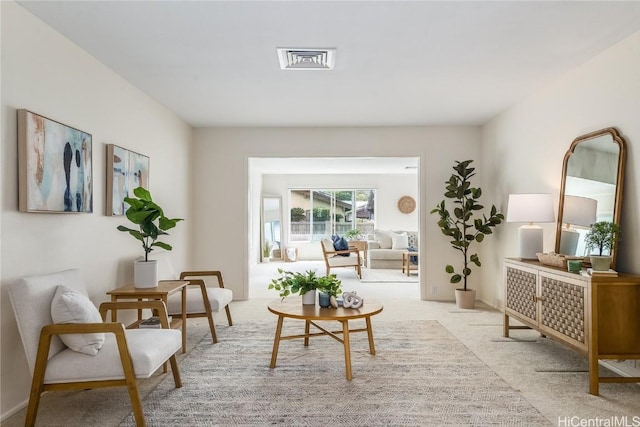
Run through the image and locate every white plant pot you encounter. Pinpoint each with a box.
[590,256,612,271]
[301,290,316,305]
[134,259,158,288]
[455,288,476,309]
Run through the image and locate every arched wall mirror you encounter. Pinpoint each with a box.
[555,128,626,269]
[262,196,282,261]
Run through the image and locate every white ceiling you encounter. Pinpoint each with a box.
[17,1,640,128]
[251,157,419,175]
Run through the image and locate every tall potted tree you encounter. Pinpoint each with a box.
[117,187,183,288]
[430,160,504,308]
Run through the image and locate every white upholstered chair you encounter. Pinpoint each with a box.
[8,269,182,426]
[153,252,233,343]
[320,238,362,279]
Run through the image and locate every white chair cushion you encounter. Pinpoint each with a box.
[9,269,87,371]
[167,287,233,314]
[391,231,409,250]
[43,329,181,384]
[50,285,105,356]
[321,238,334,252]
[328,255,358,267]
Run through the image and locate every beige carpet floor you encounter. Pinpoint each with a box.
[120,319,548,426]
[4,261,639,425]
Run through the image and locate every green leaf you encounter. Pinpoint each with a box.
[476,234,485,242]
[152,242,173,251]
[450,274,462,284]
[445,265,454,273]
[133,186,152,201]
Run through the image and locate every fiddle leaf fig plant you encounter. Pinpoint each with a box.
[585,221,620,256]
[117,187,183,261]
[430,160,504,291]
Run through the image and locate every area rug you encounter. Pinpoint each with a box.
[360,268,418,283]
[120,320,548,426]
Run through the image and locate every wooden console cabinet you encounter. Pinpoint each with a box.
[503,258,640,395]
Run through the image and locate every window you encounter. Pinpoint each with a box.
[289,189,375,242]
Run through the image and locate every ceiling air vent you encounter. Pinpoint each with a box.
[277,48,336,70]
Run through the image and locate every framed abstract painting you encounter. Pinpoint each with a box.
[18,109,93,213]
[106,144,150,216]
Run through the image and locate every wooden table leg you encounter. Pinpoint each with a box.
[304,320,310,347]
[111,296,117,322]
[589,347,600,395]
[180,287,187,353]
[503,313,510,337]
[365,316,376,355]
[342,320,352,380]
[270,316,284,369]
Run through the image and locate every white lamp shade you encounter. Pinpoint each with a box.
[563,195,597,228]
[506,193,555,223]
[507,193,555,259]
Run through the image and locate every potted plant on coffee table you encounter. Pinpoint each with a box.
[268,269,342,306]
[430,160,504,309]
[117,187,183,288]
[584,221,620,271]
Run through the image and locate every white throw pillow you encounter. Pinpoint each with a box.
[374,229,393,249]
[391,231,409,250]
[50,285,105,356]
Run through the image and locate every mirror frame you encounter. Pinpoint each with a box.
[554,127,627,268]
[261,195,283,262]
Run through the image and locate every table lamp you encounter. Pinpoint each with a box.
[559,195,597,256]
[506,193,555,259]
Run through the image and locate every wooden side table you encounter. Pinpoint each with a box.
[348,240,368,267]
[402,251,419,276]
[107,280,189,353]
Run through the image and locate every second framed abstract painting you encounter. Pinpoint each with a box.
[106,144,149,216]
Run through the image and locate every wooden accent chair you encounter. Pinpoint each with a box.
[8,269,182,427]
[152,252,233,343]
[320,238,362,279]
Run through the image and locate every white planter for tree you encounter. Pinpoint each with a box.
[301,290,316,305]
[455,288,476,309]
[134,259,158,288]
[590,256,612,271]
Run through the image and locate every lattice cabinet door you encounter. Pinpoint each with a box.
[505,265,538,324]
[539,272,588,354]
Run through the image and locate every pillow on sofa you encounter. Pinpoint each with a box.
[51,285,105,356]
[407,232,418,250]
[374,229,393,249]
[391,231,409,250]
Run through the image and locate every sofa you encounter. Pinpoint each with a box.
[367,229,418,269]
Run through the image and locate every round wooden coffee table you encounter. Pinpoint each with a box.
[268,298,383,380]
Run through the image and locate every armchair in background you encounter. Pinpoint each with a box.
[320,238,362,279]
[152,252,233,343]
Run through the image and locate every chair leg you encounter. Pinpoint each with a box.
[169,354,182,388]
[125,378,145,427]
[356,264,362,279]
[25,373,45,427]
[209,316,219,344]
[224,305,233,326]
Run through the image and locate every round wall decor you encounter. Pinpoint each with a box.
[397,196,416,214]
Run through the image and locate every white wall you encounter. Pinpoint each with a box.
[192,126,482,301]
[260,172,418,260]
[0,2,192,419]
[479,29,640,308]
[479,30,640,377]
